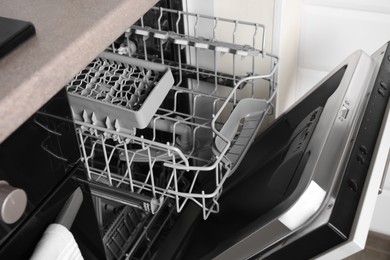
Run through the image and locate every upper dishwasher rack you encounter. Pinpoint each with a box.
[67,6,278,219]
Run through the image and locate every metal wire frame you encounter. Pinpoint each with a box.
[70,6,279,219]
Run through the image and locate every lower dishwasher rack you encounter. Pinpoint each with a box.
[95,197,177,260]
[67,6,278,220]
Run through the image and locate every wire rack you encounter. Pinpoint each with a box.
[97,198,176,260]
[68,6,278,219]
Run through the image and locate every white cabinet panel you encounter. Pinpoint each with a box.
[304,0,390,14]
[296,68,327,99]
[298,5,390,71]
[370,190,390,236]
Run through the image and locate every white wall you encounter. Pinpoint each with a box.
[296,1,390,99]
[273,0,304,115]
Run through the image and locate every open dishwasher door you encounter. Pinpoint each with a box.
[157,43,390,260]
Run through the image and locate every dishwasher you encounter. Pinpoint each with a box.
[39,1,389,259]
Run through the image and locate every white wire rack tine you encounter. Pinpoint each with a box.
[136,153,151,193]
[101,135,113,186]
[212,98,221,119]
[175,12,183,87]
[188,171,199,196]
[194,14,199,37]
[140,135,146,150]
[190,94,196,117]
[253,24,258,64]
[158,7,165,64]
[146,148,157,198]
[193,14,200,90]
[175,11,181,33]
[172,121,181,146]
[195,47,200,90]
[187,125,199,156]
[213,17,217,40]
[233,20,238,84]
[215,162,220,186]
[251,25,258,97]
[161,162,175,197]
[172,156,180,212]
[213,45,218,94]
[78,129,92,180]
[262,25,266,58]
[110,144,124,188]
[123,142,134,192]
[212,17,219,95]
[201,190,206,220]
[173,90,180,112]
[150,117,157,142]
[176,45,183,87]
[140,16,148,61]
[157,7,163,31]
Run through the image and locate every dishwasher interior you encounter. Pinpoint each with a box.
[64,2,278,259]
[49,0,390,259]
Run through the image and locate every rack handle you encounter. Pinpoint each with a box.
[41,136,68,162]
[55,187,83,229]
[33,116,62,136]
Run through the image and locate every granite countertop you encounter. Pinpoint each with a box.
[0,0,158,143]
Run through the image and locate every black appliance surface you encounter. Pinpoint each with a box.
[0,89,105,259]
[0,16,35,58]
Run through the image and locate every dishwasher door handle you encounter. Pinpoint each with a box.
[55,187,83,230]
[379,150,390,194]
